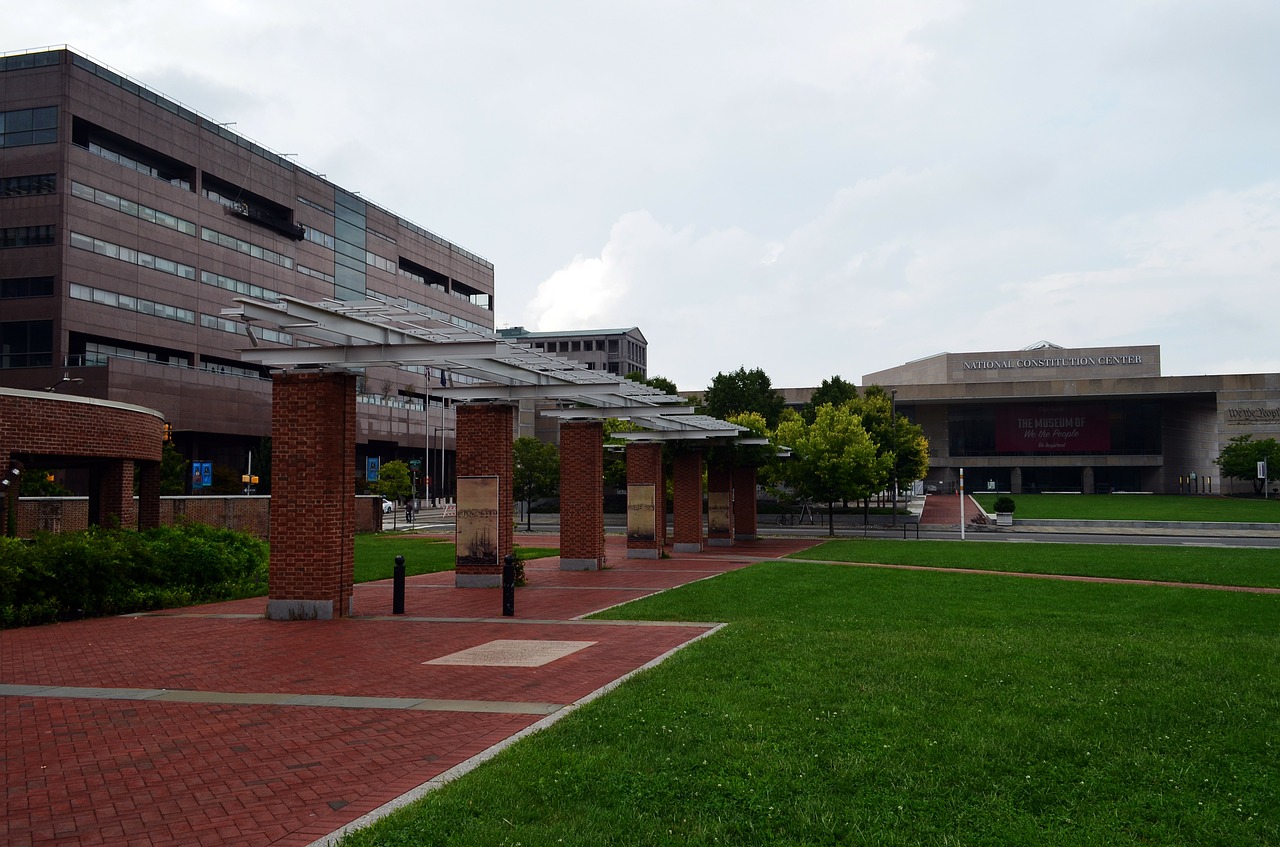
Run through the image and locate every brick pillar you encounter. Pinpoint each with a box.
[706,464,734,547]
[137,462,162,530]
[559,420,605,571]
[96,459,136,529]
[671,449,704,553]
[733,465,759,540]
[268,372,356,620]
[455,403,514,587]
[625,441,665,558]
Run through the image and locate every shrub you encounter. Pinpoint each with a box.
[993,496,1016,514]
[0,523,267,629]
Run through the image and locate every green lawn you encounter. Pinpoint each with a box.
[971,493,1280,523]
[352,533,557,583]
[336,547,1280,846]
[791,538,1280,588]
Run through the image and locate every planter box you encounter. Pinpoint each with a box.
[995,512,1013,526]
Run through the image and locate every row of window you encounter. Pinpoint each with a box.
[299,264,335,285]
[70,282,196,324]
[88,141,191,190]
[1,225,55,249]
[72,181,197,236]
[200,226,294,269]
[1,173,56,198]
[81,340,190,369]
[200,270,280,303]
[70,231,197,279]
[0,320,53,368]
[0,276,55,298]
[0,106,57,148]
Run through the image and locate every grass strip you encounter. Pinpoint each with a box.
[788,538,1280,589]
[970,493,1280,523]
[352,534,558,583]
[337,561,1280,846]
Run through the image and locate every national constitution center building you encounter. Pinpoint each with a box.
[0,48,495,485]
[864,343,1280,495]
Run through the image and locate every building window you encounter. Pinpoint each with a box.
[1,225,55,248]
[70,231,196,279]
[73,117,194,189]
[200,313,293,345]
[200,270,280,302]
[77,339,191,369]
[200,226,294,269]
[0,319,53,368]
[1,173,56,197]
[1,276,55,298]
[0,107,57,148]
[71,181,196,236]
[69,283,196,324]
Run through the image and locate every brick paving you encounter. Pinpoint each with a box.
[1,534,817,847]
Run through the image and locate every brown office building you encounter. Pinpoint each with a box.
[864,342,1280,495]
[1,48,494,492]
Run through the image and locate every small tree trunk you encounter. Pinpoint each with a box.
[828,501,835,537]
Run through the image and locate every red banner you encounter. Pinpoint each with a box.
[995,404,1110,453]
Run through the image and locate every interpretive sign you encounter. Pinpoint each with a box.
[627,483,656,542]
[708,491,732,533]
[456,475,499,566]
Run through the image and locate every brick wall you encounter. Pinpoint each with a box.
[559,419,605,570]
[671,449,704,552]
[625,441,665,557]
[268,372,356,620]
[455,403,514,587]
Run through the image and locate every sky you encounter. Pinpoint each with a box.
[9,0,1280,390]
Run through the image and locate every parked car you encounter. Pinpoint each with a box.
[381,498,394,514]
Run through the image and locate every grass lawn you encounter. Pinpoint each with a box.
[352,533,557,583]
[336,548,1280,846]
[971,493,1280,523]
[790,538,1280,589]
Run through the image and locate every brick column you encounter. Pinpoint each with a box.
[268,372,356,620]
[455,403,514,587]
[96,459,136,529]
[137,462,162,530]
[706,464,734,546]
[559,419,605,570]
[671,449,704,553]
[733,465,759,540]
[625,441,665,558]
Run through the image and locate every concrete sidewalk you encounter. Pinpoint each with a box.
[1,535,817,847]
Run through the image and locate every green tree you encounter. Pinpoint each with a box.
[369,460,412,501]
[702,367,786,429]
[18,469,73,497]
[513,437,560,530]
[848,386,930,505]
[801,376,858,423]
[773,404,890,536]
[1215,434,1280,495]
[160,441,187,496]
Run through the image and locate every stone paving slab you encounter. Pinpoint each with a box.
[1,535,819,846]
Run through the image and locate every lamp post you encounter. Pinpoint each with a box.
[433,425,448,506]
[890,389,898,527]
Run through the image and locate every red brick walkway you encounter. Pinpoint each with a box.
[918,493,984,526]
[1,535,817,847]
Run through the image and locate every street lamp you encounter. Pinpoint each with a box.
[890,389,898,527]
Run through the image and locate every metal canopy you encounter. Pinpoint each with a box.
[223,295,748,440]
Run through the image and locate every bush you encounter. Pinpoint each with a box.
[992,496,1016,514]
[0,523,267,629]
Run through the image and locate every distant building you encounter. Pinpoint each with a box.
[863,342,1279,495]
[0,47,495,494]
[497,327,650,443]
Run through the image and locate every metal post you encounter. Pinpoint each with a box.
[502,553,516,616]
[890,389,897,527]
[959,467,965,541]
[392,555,406,615]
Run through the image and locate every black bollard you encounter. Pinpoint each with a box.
[393,555,406,615]
[502,553,516,617]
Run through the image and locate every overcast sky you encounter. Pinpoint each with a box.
[10,1,1280,390]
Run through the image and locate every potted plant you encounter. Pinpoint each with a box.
[992,496,1016,526]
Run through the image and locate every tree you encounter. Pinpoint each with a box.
[369,460,412,502]
[160,441,187,495]
[1215,434,1280,495]
[702,367,786,429]
[801,376,858,423]
[848,387,930,505]
[513,437,560,530]
[772,404,890,536]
